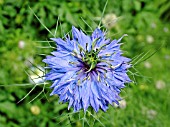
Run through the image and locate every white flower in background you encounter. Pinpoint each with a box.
[165,55,170,60]
[146,35,154,44]
[114,100,127,109]
[147,109,157,119]
[151,23,156,28]
[144,61,152,69]
[29,66,45,84]
[155,80,165,90]
[18,40,25,49]
[102,13,118,29]
[30,105,41,115]
[163,27,169,33]
[119,100,127,109]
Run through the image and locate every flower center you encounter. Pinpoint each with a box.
[83,50,99,71]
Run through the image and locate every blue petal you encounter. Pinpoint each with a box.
[72,26,92,50]
[80,30,92,51]
[50,79,60,88]
[90,92,99,112]
[91,28,104,40]
[68,96,74,110]
[91,81,101,99]
[98,99,108,112]
[72,26,80,41]
[43,57,70,68]
[46,73,63,81]
[82,81,90,111]
[51,38,73,52]
[72,26,85,48]
[51,51,71,58]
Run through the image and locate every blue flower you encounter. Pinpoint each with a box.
[43,26,131,112]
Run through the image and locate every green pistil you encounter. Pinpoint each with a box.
[83,50,99,72]
[77,39,101,72]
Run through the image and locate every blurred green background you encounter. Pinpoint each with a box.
[0,0,170,127]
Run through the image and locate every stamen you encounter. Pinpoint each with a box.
[77,79,81,86]
[82,76,88,82]
[111,63,122,69]
[87,75,90,80]
[105,54,111,56]
[66,78,75,82]
[86,43,88,51]
[97,71,100,82]
[69,61,78,65]
[76,69,83,75]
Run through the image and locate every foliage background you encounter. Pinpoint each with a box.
[0,0,170,127]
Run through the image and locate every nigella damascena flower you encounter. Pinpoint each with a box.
[43,26,131,112]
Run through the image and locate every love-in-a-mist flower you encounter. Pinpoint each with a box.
[43,26,131,112]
